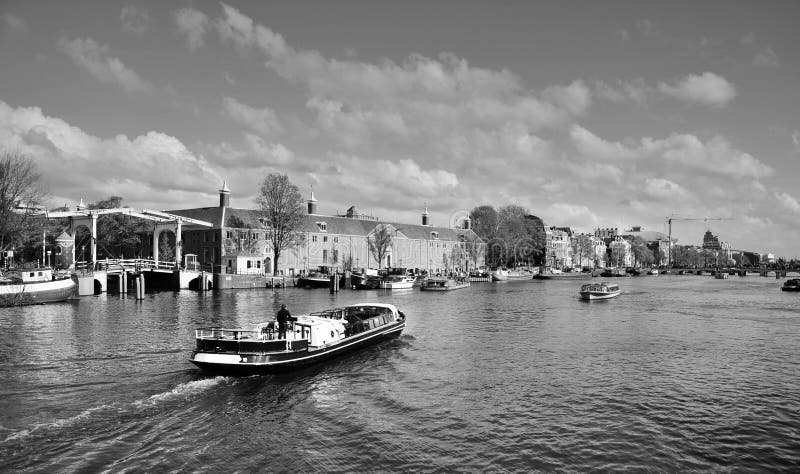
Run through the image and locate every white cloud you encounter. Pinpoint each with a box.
[570,125,637,160]
[792,130,800,150]
[1,12,28,33]
[120,5,151,36]
[594,79,648,105]
[753,47,780,68]
[634,19,659,37]
[543,80,592,116]
[57,37,153,93]
[740,32,755,45]
[643,178,690,201]
[0,100,220,205]
[222,97,283,136]
[774,191,800,213]
[174,7,210,52]
[658,72,737,107]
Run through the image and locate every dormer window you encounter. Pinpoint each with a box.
[316,221,327,232]
[431,231,439,239]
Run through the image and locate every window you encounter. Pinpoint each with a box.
[316,222,327,232]
[247,260,252,269]
[431,231,439,239]
[334,237,339,243]
[323,249,328,263]
[252,232,259,240]
[226,231,233,239]
[312,235,318,242]
[204,232,209,242]
[323,236,328,243]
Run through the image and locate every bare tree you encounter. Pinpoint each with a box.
[0,152,46,254]
[368,224,393,269]
[255,173,306,274]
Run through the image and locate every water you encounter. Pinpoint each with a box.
[1,275,798,472]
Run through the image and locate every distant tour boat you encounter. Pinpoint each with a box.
[189,303,406,375]
[781,279,800,292]
[0,268,78,307]
[579,282,621,300]
[420,276,470,291]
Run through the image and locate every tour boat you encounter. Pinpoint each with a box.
[648,269,659,275]
[579,282,621,300]
[189,303,406,375]
[781,278,800,292]
[420,276,470,291]
[379,274,415,289]
[0,268,78,307]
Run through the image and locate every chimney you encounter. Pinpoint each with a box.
[422,206,429,226]
[307,190,318,215]
[219,181,231,208]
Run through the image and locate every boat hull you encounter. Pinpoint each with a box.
[781,286,800,292]
[579,291,621,300]
[0,276,78,307]
[420,282,470,291]
[296,277,331,288]
[189,320,405,375]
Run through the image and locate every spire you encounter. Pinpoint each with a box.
[219,180,231,208]
[422,204,429,226]
[307,187,318,215]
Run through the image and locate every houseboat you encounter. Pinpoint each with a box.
[0,267,78,307]
[491,268,534,281]
[189,303,406,375]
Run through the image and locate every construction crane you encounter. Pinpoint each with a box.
[666,215,732,267]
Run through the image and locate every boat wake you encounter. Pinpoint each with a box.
[1,377,231,444]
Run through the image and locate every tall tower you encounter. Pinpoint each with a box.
[463,216,471,230]
[219,181,231,208]
[422,206,429,226]
[307,190,318,215]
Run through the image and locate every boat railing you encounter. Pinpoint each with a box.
[195,328,258,340]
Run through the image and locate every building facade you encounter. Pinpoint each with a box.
[170,185,485,276]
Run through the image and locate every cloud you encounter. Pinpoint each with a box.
[1,12,28,33]
[643,178,690,201]
[774,191,800,213]
[0,100,221,206]
[212,2,582,137]
[120,5,151,35]
[57,36,153,93]
[753,47,780,68]
[222,97,283,136]
[570,125,637,160]
[740,32,755,45]
[634,19,659,37]
[616,29,629,42]
[792,130,800,151]
[174,7,210,52]
[543,80,592,116]
[594,79,648,105]
[658,72,736,107]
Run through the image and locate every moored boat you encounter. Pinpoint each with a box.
[579,281,621,300]
[491,268,534,281]
[189,303,406,375]
[296,271,331,288]
[420,276,470,291]
[0,268,78,307]
[781,278,800,292]
[379,274,415,289]
[351,268,381,289]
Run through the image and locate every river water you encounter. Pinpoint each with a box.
[1,274,798,472]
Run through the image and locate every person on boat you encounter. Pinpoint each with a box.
[277,304,291,339]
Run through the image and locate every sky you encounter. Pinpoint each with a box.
[1,0,798,257]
